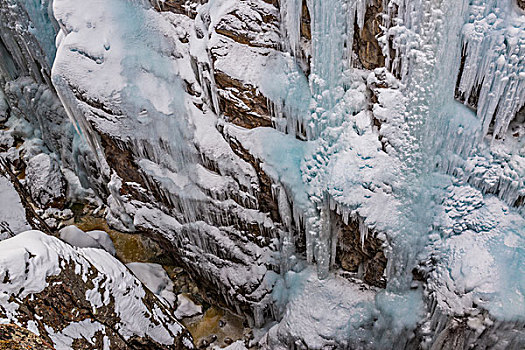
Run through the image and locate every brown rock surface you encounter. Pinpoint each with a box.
[334,213,387,288]
[0,324,53,350]
[0,231,194,349]
[354,0,385,69]
[215,71,273,129]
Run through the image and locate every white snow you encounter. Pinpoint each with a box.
[85,230,116,256]
[174,293,203,319]
[24,153,65,205]
[126,262,176,308]
[0,230,185,347]
[59,225,101,249]
[0,175,30,240]
[214,340,248,350]
[262,267,377,349]
[59,225,116,256]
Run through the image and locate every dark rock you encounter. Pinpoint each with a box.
[353,0,385,69]
[0,324,54,349]
[214,70,274,129]
[334,212,387,288]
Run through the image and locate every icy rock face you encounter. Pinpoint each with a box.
[0,0,104,215]
[126,262,177,308]
[50,0,286,325]
[25,153,66,206]
[0,230,194,349]
[2,0,524,348]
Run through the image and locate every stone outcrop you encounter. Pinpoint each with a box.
[214,71,273,129]
[0,324,54,349]
[0,231,194,349]
[353,0,385,69]
[334,213,386,288]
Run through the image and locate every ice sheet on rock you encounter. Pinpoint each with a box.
[210,35,310,134]
[222,125,313,213]
[0,175,31,240]
[127,262,176,308]
[52,0,260,224]
[263,267,376,349]
[19,0,58,65]
[457,0,525,139]
[53,0,194,147]
[431,189,525,321]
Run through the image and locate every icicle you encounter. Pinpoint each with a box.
[359,216,368,249]
[457,0,525,139]
[52,75,111,176]
[279,0,303,57]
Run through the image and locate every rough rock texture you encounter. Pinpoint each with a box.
[0,0,523,349]
[214,71,273,129]
[0,231,194,349]
[25,153,66,207]
[418,292,525,350]
[353,0,385,69]
[334,214,386,288]
[150,0,206,19]
[0,324,54,349]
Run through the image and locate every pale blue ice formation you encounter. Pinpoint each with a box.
[2,0,522,347]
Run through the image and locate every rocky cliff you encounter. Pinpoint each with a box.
[0,0,523,349]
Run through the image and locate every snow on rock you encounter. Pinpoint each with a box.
[85,230,117,256]
[174,293,203,319]
[213,340,248,350]
[261,267,377,350]
[0,230,194,349]
[39,0,525,347]
[430,190,525,322]
[59,225,101,249]
[127,262,177,308]
[0,175,30,240]
[24,153,66,207]
[59,225,116,256]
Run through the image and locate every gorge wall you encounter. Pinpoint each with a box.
[0,0,524,349]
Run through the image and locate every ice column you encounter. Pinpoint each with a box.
[457,0,525,139]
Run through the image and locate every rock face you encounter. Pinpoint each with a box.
[353,0,385,69]
[0,231,194,349]
[0,0,523,349]
[0,324,54,349]
[334,214,386,288]
[25,153,66,207]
